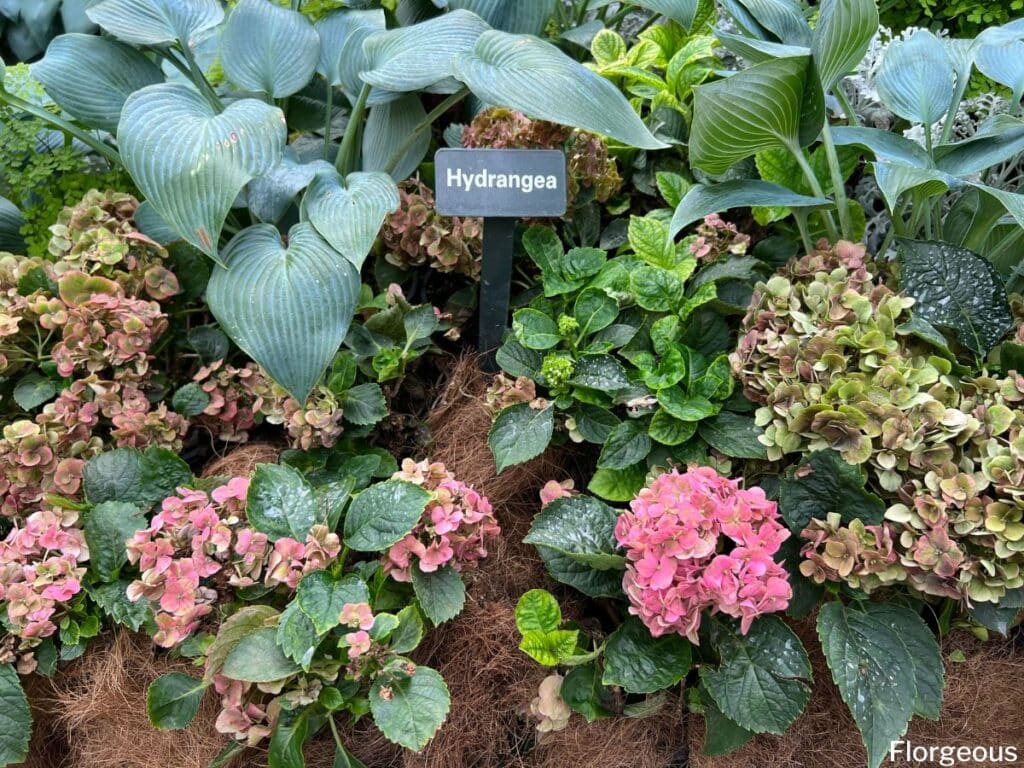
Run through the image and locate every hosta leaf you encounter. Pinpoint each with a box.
[301,170,399,269]
[876,29,954,127]
[976,38,1024,105]
[690,56,819,174]
[602,617,691,694]
[370,666,450,751]
[118,84,286,261]
[447,0,556,35]
[220,0,319,98]
[32,34,164,134]
[0,197,24,253]
[630,0,701,29]
[701,616,811,735]
[451,30,667,150]
[669,181,830,237]
[811,0,878,93]
[722,0,811,46]
[0,665,30,765]
[488,403,554,473]
[873,162,953,210]
[361,10,489,93]
[315,9,385,100]
[86,0,223,47]
[362,94,431,181]
[817,602,918,768]
[830,125,932,167]
[247,150,333,224]
[523,496,625,570]
[895,239,1013,355]
[934,115,1024,177]
[206,223,359,401]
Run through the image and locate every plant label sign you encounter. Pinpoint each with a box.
[434,149,568,217]
[434,149,567,371]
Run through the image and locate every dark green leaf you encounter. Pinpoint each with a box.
[0,664,30,765]
[268,712,309,768]
[778,449,885,532]
[488,404,554,473]
[277,601,320,670]
[340,383,388,426]
[297,572,370,635]
[866,603,944,720]
[83,502,146,582]
[524,496,625,570]
[344,480,430,552]
[698,412,769,459]
[587,464,647,502]
[247,463,318,542]
[13,373,56,411]
[700,686,754,756]
[171,382,211,417]
[411,566,466,625]
[513,308,562,350]
[221,627,301,683]
[535,545,624,598]
[370,666,450,751]
[561,663,615,722]
[89,580,149,631]
[602,618,692,694]
[569,355,631,391]
[598,421,652,470]
[146,673,206,731]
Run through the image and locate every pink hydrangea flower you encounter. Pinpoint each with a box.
[615,467,792,643]
[539,479,575,508]
[382,459,500,582]
[339,602,375,631]
[344,630,373,658]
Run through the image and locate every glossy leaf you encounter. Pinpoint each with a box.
[452,30,667,150]
[220,0,319,98]
[370,666,451,751]
[33,34,164,134]
[867,604,944,720]
[206,223,359,401]
[222,628,301,683]
[246,463,318,542]
[602,618,691,694]
[698,412,769,459]
[778,449,885,532]
[488,403,554,472]
[0,665,30,765]
[0,197,24,253]
[411,566,466,625]
[86,0,223,47]
[297,572,370,635]
[515,590,562,634]
[118,84,286,260]
[343,480,430,552]
[876,29,955,126]
[524,496,625,570]
[84,502,146,582]
[302,170,399,269]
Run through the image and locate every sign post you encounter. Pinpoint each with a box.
[434,148,567,371]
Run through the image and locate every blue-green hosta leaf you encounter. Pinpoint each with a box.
[32,34,164,134]
[876,29,955,127]
[451,30,667,150]
[0,196,25,253]
[86,0,223,47]
[207,223,359,401]
[873,162,954,210]
[690,56,819,174]
[830,126,932,167]
[220,0,319,98]
[118,84,286,260]
[669,181,830,238]
[895,238,1013,356]
[315,9,385,100]
[361,10,490,94]
[447,0,556,35]
[976,38,1024,105]
[362,94,431,181]
[247,150,333,224]
[720,0,812,46]
[811,0,878,92]
[715,30,809,64]
[970,183,1024,231]
[817,602,918,768]
[627,0,701,29]
[301,169,399,269]
[935,115,1024,177]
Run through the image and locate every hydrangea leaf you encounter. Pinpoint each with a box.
[389,605,426,654]
[146,673,207,731]
[339,383,388,426]
[12,373,56,411]
[83,501,147,582]
[817,602,918,768]
[220,0,318,98]
[535,545,624,598]
[561,663,616,722]
[699,686,755,756]
[370,666,451,751]
[568,354,631,391]
[598,420,652,470]
[866,603,944,720]
[895,239,1013,356]
[602,617,692,694]
[246,463,317,542]
[297,572,370,635]
[89,581,150,631]
[701,616,811,734]
[206,223,359,401]
[451,31,667,150]
[488,403,554,473]
[876,29,955,126]
[204,606,279,683]
[343,480,430,552]
[778,449,885,533]
[587,464,647,503]
[0,665,30,765]
[268,713,309,768]
[411,566,466,625]
[513,308,561,350]
[83,447,192,508]
[519,629,579,666]
[523,496,625,570]
[968,587,1024,636]
[86,0,223,47]
[515,589,563,634]
[171,382,211,417]
[118,84,286,261]
[32,34,164,134]
[276,601,319,670]
[698,412,769,459]
[221,627,301,683]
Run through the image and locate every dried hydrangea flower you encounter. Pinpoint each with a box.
[531,674,572,734]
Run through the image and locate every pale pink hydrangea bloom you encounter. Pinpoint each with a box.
[615,467,792,642]
[339,602,375,631]
[539,479,575,508]
[382,459,500,582]
[344,630,373,658]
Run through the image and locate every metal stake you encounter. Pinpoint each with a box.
[478,217,516,372]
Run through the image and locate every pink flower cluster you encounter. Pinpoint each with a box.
[0,507,88,653]
[615,467,792,642]
[126,478,341,647]
[383,459,500,582]
[688,214,751,262]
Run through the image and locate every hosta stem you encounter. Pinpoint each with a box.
[383,87,470,176]
[834,85,860,127]
[178,45,224,113]
[820,121,853,240]
[336,83,371,175]
[0,91,121,166]
[788,142,839,242]
[323,83,335,161]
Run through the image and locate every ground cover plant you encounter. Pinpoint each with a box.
[0,0,1022,767]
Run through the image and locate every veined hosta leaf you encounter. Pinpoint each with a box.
[362,94,431,180]
[447,0,556,35]
[976,38,1024,105]
[715,30,809,63]
[315,9,385,100]
[220,0,319,98]
[86,0,223,47]
[451,30,667,150]
[935,115,1024,177]
[207,223,360,401]
[970,183,1024,231]
[830,126,932,167]
[876,29,955,127]
[811,0,878,93]
[721,0,812,46]
[301,169,399,269]
[32,34,164,134]
[872,162,954,210]
[668,181,830,237]
[0,196,25,253]
[118,84,286,260]
[629,0,701,30]
[361,10,490,94]
[690,56,818,174]
[247,149,333,224]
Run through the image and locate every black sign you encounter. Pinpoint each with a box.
[435,148,568,217]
